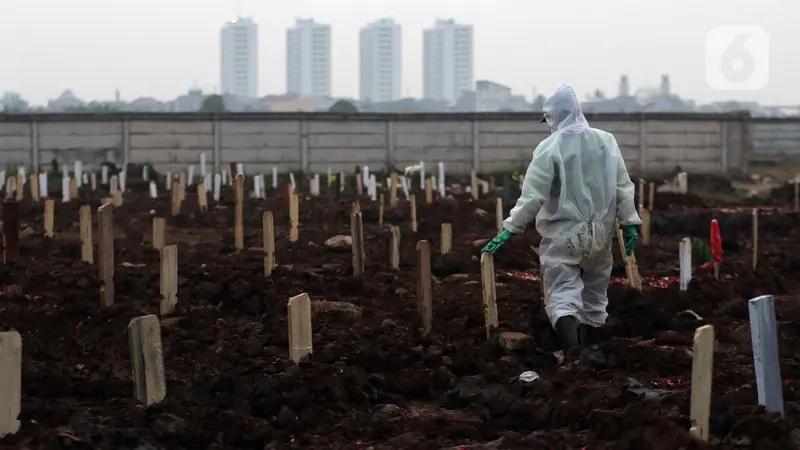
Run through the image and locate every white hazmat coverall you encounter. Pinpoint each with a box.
[502,84,640,328]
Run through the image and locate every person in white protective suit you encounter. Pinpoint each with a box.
[481,84,641,358]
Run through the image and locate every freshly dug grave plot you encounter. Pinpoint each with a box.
[0,184,798,450]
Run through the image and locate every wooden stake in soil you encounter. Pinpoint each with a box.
[234,204,244,250]
[90,172,96,191]
[263,211,275,276]
[97,203,115,307]
[178,172,186,201]
[688,324,714,441]
[794,179,799,212]
[351,212,365,276]
[68,179,78,201]
[152,217,165,250]
[289,193,299,242]
[390,173,398,207]
[752,208,758,272]
[79,205,93,263]
[234,175,244,205]
[495,198,503,234]
[424,179,433,204]
[440,223,452,254]
[14,173,22,202]
[615,219,642,290]
[410,194,418,232]
[29,174,39,202]
[287,293,313,363]
[648,182,655,210]
[170,176,181,217]
[748,295,785,415]
[44,199,54,238]
[110,175,122,207]
[389,226,400,270]
[480,253,499,338]
[416,240,433,336]
[378,193,384,227]
[0,331,21,437]
[128,315,166,406]
[2,201,19,263]
[234,175,244,250]
[159,245,178,315]
[640,208,651,245]
[197,183,208,211]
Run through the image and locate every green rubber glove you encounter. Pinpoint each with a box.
[620,225,638,256]
[481,230,514,254]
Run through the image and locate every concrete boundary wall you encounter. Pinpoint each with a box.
[0,112,754,175]
[751,117,800,162]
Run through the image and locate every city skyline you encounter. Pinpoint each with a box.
[2,0,797,105]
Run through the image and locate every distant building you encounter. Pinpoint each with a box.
[167,88,206,112]
[262,94,316,112]
[220,17,259,98]
[127,97,166,112]
[359,18,402,103]
[47,90,85,111]
[221,94,265,112]
[423,19,474,103]
[660,74,671,97]
[286,18,332,98]
[474,81,531,112]
[618,75,630,97]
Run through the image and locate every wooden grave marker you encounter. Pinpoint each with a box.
[289,193,299,242]
[0,331,21,437]
[748,295,785,415]
[44,199,54,238]
[79,204,93,263]
[389,226,400,270]
[480,253,499,338]
[689,324,714,441]
[128,315,166,406]
[416,240,433,336]
[287,293,313,363]
[440,223,452,254]
[351,212,365,276]
[159,245,178,315]
[263,211,275,276]
[152,217,165,250]
[97,203,115,306]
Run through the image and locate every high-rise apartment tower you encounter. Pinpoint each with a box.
[220,17,258,97]
[359,18,402,103]
[286,18,332,97]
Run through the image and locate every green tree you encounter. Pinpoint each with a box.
[200,95,226,113]
[328,99,358,114]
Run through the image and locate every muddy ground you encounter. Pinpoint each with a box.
[0,175,798,449]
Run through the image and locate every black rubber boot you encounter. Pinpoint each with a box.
[554,316,580,353]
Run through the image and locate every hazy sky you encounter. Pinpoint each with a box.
[2,0,798,105]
